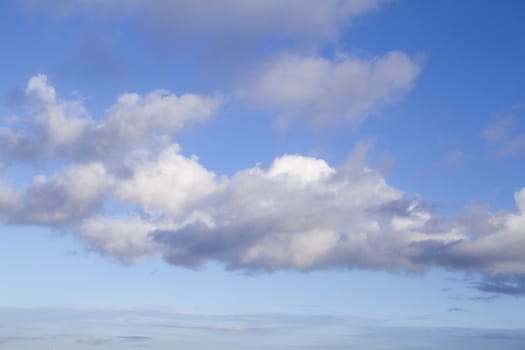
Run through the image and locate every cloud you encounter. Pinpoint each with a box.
[9,162,111,225]
[19,0,387,49]
[473,276,525,296]
[0,74,91,162]
[115,145,219,217]
[76,336,112,346]
[482,113,525,157]
[238,51,421,126]
[0,183,19,214]
[411,188,525,276]
[0,74,220,163]
[2,75,525,294]
[154,151,449,271]
[78,216,159,264]
[482,116,515,143]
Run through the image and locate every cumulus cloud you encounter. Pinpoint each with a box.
[1,120,458,272]
[115,145,219,217]
[78,216,159,264]
[57,147,448,271]
[238,51,421,126]
[0,74,91,162]
[102,90,218,145]
[1,75,525,295]
[9,162,112,225]
[411,189,525,276]
[0,74,220,163]
[0,183,19,214]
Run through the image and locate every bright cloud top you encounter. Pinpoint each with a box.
[1,76,524,285]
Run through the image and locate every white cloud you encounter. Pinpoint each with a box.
[422,188,525,275]
[60,146,525,276]
[0,75,220,162]
[102,90,219,145]
[103,147,461,271]
[78,216,159,264]
[266,155,336,184]
[25,74,91,148]
[2,130,525,279]
[0,183,19,214]
[115,145,219,216]
[10,162,112,225]
[239,51,421,126]
[2,75,525,291]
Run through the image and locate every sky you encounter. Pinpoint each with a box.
[0,0,525,349]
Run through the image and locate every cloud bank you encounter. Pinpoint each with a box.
[1,76,524,294]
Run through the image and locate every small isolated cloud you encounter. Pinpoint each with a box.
[8,162,111,225]
[238,51,421,127]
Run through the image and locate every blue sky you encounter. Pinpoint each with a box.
[1,1,525,349]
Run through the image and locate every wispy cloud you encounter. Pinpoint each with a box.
[18,0,388,50]
[473,276,525,296]
[482,113,525,158]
